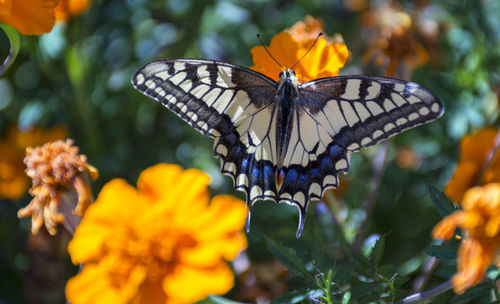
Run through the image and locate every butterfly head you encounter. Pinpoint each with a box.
[278,69,300,95]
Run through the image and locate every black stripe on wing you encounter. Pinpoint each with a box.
[131,59,276,138]
[298,76,444,151]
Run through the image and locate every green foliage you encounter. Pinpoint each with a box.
[2,0,500,303]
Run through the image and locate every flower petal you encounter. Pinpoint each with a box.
[68,179,142,263]
[0,0,59,35]
[66,257,148,304]
[163,263,234,303]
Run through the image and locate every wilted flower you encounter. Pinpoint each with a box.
[0,0,60,35]
[0,125,68,199]
[250,16,349,83]
[432,183,500,294]
[361,3,429,78]
[446,127,500,204]
[66,164,247,304]
[18,139,98,235]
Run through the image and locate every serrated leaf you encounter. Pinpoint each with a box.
[371,237,385,267]
[266,237,313,280]
[429,185,456,217]
[451,283,491,303]
[0,23,21,77]
[425,243,460,260]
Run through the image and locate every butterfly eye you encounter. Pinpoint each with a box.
[279,70,284,78]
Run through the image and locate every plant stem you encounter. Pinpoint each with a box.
[352,141,390,252]
[492,279,500,303]
[399,280,453,304]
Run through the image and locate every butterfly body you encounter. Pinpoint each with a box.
[132,58,444,237]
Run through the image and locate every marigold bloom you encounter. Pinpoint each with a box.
[432,183,500,294]
[446,127,500,204]
[361,4,429,78]
[250,17,349,83]
[0,0,60,35]
[18,139,98,235]
[66,164,248,304]
[54,0,91,22]
[0,125,67,199]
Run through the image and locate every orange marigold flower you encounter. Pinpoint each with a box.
[432,183,500,294]
[0,125,68,199]
[66,164,248,304]
[0,0,60,35]
[445,127,500,204]
[18,139,98,235]
[250,18,349,83]
[55,0,91,22]
[361,4,429,78]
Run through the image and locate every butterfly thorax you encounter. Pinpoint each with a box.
[275,69,300,189]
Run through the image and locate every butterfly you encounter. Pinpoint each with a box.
[131,58,444,237]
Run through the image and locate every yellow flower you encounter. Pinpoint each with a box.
[55,0,91,22]
[66,164,248,304]
[0,0,60,35]
[445,127,500,204]
[432,183,500,294]
[361,4,429,78]
[250,17,349,83]
[18,139,98,235]
[0,125,68,199]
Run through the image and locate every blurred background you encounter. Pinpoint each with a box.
[1,0,500,303]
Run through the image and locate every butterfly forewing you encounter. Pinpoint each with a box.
[132,59,276,138]
[132,59,444,237]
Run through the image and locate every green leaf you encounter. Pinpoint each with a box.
[342,291,351,304]
[265,237,313,280]
[0,23,21,77]
[425,242,460,260]
[371,237,385,267]
[428,185,456,217]
[451,283,491,303]
[487,266,500,280]
[272,289,322,304]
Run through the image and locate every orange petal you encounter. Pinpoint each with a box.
[68,179,142,263]
[163,263,234,303]
[250,32,301,82]
[452,238,496,294]
[66,257,148,304]
[55,0,91,21]
[0,0,59,35]
[432,212,466,240]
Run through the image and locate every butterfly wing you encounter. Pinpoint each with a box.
[274,76,444,220]
[132,59,283,214]
[132,59,277,138]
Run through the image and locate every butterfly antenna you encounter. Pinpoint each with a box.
[257,34,285,71]
[291,32,323,70]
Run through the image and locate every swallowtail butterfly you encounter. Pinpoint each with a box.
[132,58,444,237]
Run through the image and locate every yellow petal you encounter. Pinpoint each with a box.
[68,179,142,263]
[163,263,234,303]
[66,257,148,304]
